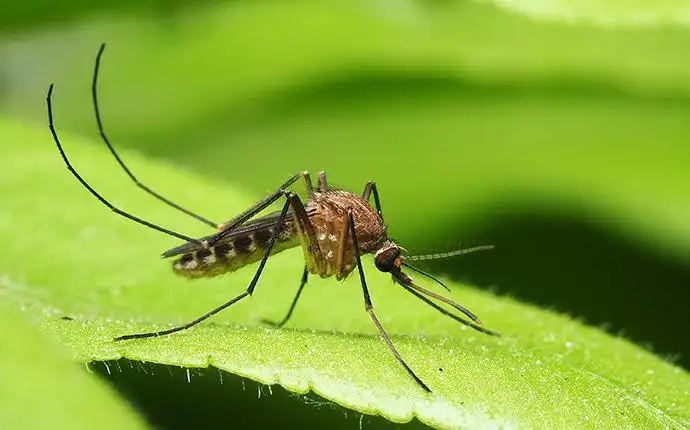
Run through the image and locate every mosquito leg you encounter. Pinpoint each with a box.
[261,266,309,328]
[289,191,325,272]
[211,171,312,245]
[92,44,219,229]
[302,172,315,195]
[318,171,328,192]
[347,210,431,393]
[362,181,383,219]
[335,214,351,279]
[114,191,296,341]
[47,84,203,246]
[260,188,322,325]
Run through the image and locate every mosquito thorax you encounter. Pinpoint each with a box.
[374,241,402,273]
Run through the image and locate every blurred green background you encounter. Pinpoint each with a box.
[2,0,690,428]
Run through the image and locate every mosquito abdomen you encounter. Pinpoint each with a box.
[172,224,299,278]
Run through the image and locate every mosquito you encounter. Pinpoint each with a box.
[46,44,499,393]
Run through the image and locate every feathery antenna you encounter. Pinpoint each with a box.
[406,244,494,261]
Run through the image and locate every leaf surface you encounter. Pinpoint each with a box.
[1,119,687,428]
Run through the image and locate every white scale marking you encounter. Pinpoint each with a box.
[247,234,257,252]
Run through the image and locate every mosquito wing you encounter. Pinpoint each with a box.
[162,210,297,258]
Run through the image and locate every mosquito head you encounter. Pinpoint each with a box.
[374,241,403,273]
[374,241,420,292]
[377,243,490,330]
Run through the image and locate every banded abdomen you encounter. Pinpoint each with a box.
[168,214,300,278]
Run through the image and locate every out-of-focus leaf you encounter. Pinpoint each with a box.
[3,0,690,261]
[0,303,147,430]
[1,119,687,428]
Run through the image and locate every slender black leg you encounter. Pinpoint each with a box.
[163,174,321,257]
[317,171,328,192]
[50,45,318,248]
[261,266,309,328]
[302,172,315,195]
[47,84,202,246]
[92,44,219,229]
[362,181,383,219]
[260,189,322,326]
[347,210,431,393]
[398,283,500,337]
[288,191,325,272]
[210,172,312,246]
[114,191,296,341]
[49,46,310,248]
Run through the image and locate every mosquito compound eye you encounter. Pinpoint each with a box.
[375,245,400,272]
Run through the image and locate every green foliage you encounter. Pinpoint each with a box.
[0,303,146,429]
[1,121,688,428]
[2,1,690,429]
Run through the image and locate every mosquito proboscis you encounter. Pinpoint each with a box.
[46,43,499,393]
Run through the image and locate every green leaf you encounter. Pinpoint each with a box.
[6,0,690,261]
[1,119,687,428]
[11,1,690,130]
[0,303,147,429]
[485,0,690,25]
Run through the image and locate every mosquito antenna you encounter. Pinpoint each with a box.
[400,262,451,292]
[91,43,219,229]
[406,244,494,261]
